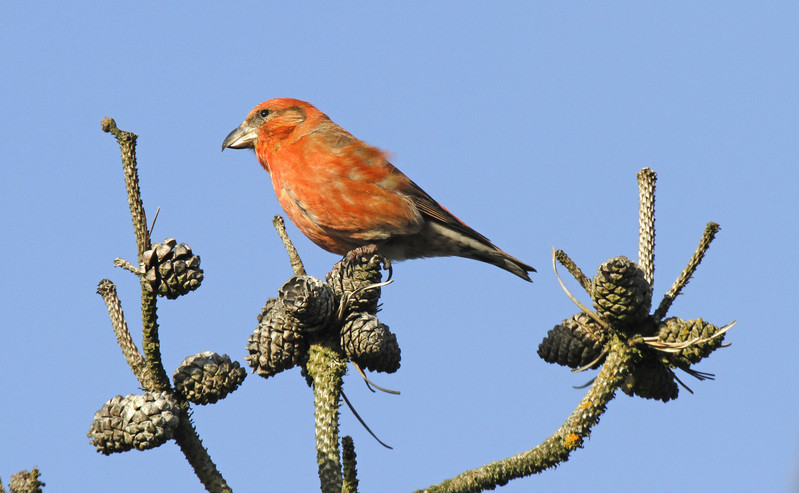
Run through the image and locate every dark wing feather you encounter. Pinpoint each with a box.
[406,180,494,246]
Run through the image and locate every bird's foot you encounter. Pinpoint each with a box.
[344,244,392,278]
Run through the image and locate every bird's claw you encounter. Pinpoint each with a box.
[345,244,392,275]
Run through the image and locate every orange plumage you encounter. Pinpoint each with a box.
[222,98,534,281]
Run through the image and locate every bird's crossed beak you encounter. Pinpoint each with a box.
[221,122,258,151]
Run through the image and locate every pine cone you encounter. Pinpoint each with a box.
[256,297,279,323]
[621,355,678,402]
[538,312,606,369]
[327,252,385,315]
[142,238,203,299]
[8,467,44,493]
[592,256,651,328]
[88,392,180,454]
[278,275,335,330]
[340,312,400,373]
[245,300,307,378]
[659,317,726,365]
[173,351,247,405]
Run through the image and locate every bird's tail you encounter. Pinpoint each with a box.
[427,222,535,281]
[382,221,535,281]
[482,248,535,282]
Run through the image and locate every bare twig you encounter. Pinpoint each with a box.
[637,168,657,287]
[653,222,721,320]
[102,117,170,392]
[416,335,639,492]
[113,257,143,275]
[101,118,230,493]
[342,435,359,493]
[96,280,148,388]
[554,250,592,295]
[273,215,306,276]
[173,415,232,493]
[552,248,608,334]
[101,118,150,257]
[306,340,347,493]
[422,167,728,492]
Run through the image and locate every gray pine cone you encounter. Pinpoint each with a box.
[245,299,307,378]
[278,275,335,330]
[327,252,385,315]
[341,312,400,373]
[142,238,203,299]
[87,392,180,455]
[173,352,246,405]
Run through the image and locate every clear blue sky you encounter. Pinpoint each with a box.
[1,2,797,492]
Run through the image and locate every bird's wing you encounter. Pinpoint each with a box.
[405,179,494,246]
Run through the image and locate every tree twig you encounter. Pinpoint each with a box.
[101,118,230,493]
[306,340,347,493]
[416,335,639,493]
[96,279,148,388]
[102,117,171,392]
[554,249,592,295]
[273,215,306,276]
[101,117,151,257]
[173,415,233,493]
[637,168,657,288]
[653,222,720,320]
[342,435,359,493]
[552,248,608,333]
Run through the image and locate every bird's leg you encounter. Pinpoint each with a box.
[335,244,393,321]
[344,243,382,264]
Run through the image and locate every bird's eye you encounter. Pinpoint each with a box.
[259,109,270,118]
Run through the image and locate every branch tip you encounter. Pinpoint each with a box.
[101,117,117,133]
[97,278,115,296]
[273,215,306,276]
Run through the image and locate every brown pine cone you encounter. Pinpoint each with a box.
[173,351,247,405]
[327,252,385,315]
[245,299,307,378]
[340,312,400,373]
[142,238,203,299]
[278,275,335,331]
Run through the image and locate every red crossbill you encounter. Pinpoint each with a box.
[222,98,534,281]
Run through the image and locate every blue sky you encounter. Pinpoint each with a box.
[1,2,797,492]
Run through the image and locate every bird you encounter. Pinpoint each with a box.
[222,98,534,281]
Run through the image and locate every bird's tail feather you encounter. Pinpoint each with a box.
[381,222,535,281]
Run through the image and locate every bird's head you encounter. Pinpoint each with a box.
[222,98,319,152]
